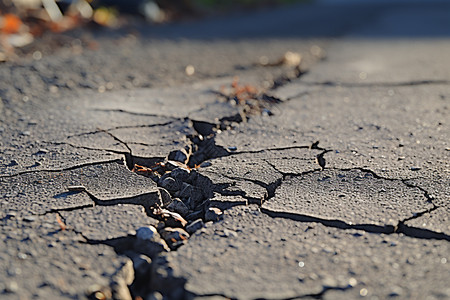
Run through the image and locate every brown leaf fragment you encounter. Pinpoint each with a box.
[56,215,66,231]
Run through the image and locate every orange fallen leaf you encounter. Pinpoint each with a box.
[1,14,23,34]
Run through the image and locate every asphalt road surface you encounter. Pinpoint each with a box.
[0,0,449,299]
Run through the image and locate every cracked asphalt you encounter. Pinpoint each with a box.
[1,1,449,299]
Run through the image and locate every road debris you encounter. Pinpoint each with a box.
[205,207,223,222]
[67,185,87,192]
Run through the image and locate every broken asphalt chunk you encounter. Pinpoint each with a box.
[404,207,450,237]
[262,169,433,229]
[0,170,93,215]
[60,204,157,241]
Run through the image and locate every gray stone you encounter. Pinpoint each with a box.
[159,177,182,193]
[167,198,190,217]
[186,219,205,235]
[176,183,204,209]
[205,207,223,222]
[158,188,173,207]
[160,227,190,250]
[167,148,191,164]
[136,226,158,241]
[170,167,190,182]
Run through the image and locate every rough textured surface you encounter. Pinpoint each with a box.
[169,206,450,299]
[60,204,157,241]
[405,207,450,236]
[0,170,94,216]
[0,213,131,300]
[262,169,431,228]
[1,0,449,299]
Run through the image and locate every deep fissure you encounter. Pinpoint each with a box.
[15,65,446,299]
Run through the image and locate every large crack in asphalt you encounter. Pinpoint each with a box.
[260,159,449,241]
[301,79,450,88]
[6,61,448,299]
[0,158,125,178]
[100,80,447,298]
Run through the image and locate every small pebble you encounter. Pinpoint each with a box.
[158,188,173,207]
[159,177,182,193]
[160,227,190,250]
[205,207,223,222]
[5,281,18,293]
[186,219,204,234]
[136,226,158,241]
[185,65,195,76]
[222,229,237,238]
[36,148,49,154]
[5,212,17,219]
[67,185,86,192]
[170,167,190,182]
[23,216,35,222]
[167,199,189,216]
[146,291,163,300]
[8,160,19,166]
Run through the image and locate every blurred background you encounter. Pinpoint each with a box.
[0,0,305,61]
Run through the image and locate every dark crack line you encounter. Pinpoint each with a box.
[41,202,95,216]
[261,207,396,234]
[96,128,133,153]
[93,108,182,121]
[230,145,313,155]
[66,121,175,139]
[261,202,449,241]
[301,79,450,88]
[396,222,450,241]
[327,167,411,182]
[264,159,321,179]
[262,160,449,241]
[254,285,353,300]
[96,128,137,169]
[0,158,124,178]
[274,90,310,102]
[402,180,438,205]
[189,292,237,300]
[81,189,159,209]
[45,141,130,155]
[127,142,161,147]
[206,170,281,201]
